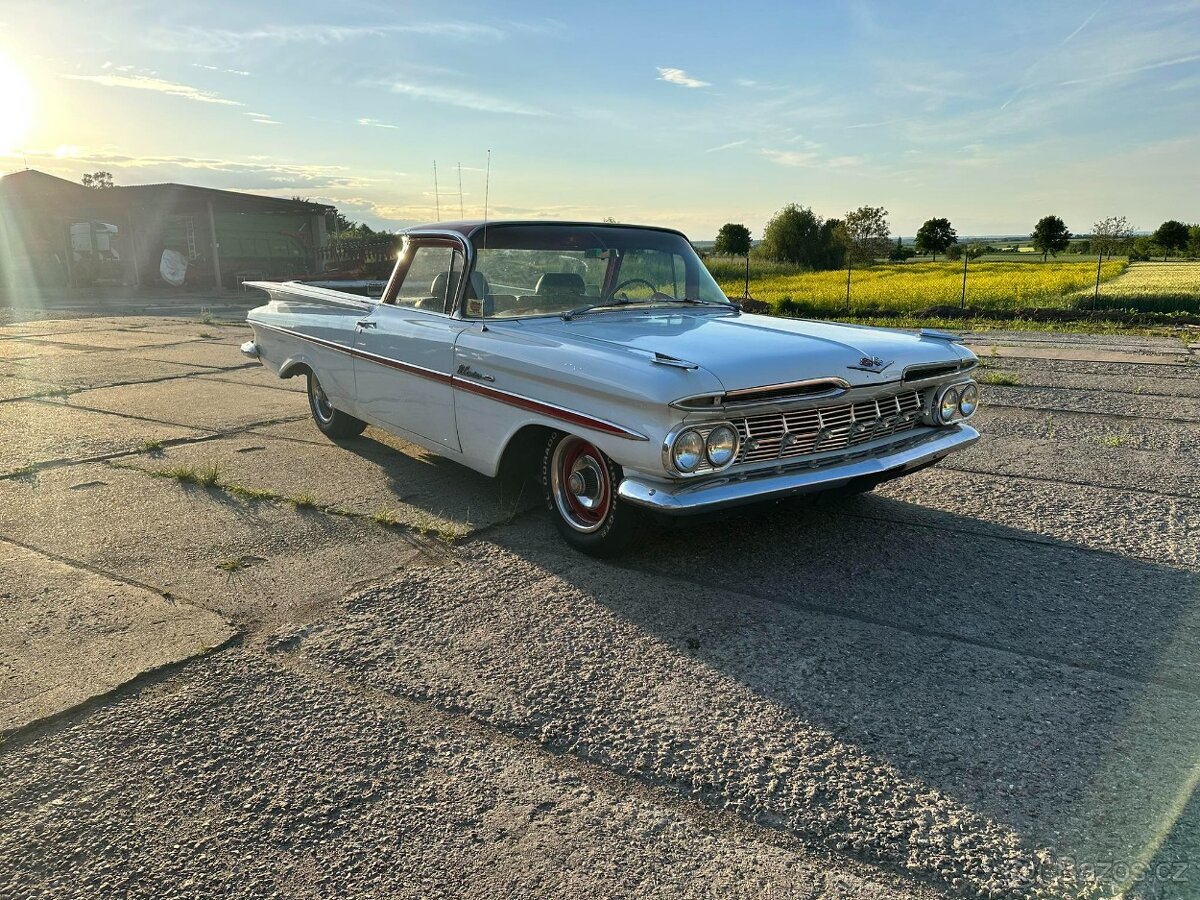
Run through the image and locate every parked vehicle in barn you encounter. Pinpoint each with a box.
[243,221,980,555]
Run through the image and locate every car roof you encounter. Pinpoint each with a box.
[403,220,689,240]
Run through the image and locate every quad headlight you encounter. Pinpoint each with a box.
[935,380,978,424]
[671,429,705,472]
[667,423,740,474]
[958,383,979,417]
[705,424,738,467]
[939,387,960,422]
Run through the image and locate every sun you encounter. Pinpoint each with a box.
[0,49,34,154]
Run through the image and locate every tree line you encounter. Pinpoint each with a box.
[713,208,1200,270]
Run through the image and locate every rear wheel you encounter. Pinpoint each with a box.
[307,372,366,439]
[542,431,640,557]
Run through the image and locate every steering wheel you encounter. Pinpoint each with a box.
[609,277,663,299]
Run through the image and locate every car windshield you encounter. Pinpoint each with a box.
[465,224,730,319]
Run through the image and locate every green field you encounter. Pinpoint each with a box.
[707,258,1200,317]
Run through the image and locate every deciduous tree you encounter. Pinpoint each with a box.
[713,223,752,258]
[81,171,113,189]
[1031,215,1071,261]
[914,217,957,261]
[714,223,752,297]
[758,204,843,270]
[1090,215,1134,258]
[1152,220,1189,261]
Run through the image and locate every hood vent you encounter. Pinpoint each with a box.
[723,377,850,405]
[903,361,969,383]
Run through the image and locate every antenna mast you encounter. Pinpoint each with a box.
[432,161,441,220]
[479,150,492,331]
[482,150,491,239]
[457,163,464,219]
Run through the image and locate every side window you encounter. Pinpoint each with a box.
[394,245,463,312]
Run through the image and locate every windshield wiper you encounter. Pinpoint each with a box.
[561,299,634,321]
[662,297,741,311]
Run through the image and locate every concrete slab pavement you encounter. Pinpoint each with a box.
[0,541,234,733]
[0,400,206,476]
[0,464,436,628]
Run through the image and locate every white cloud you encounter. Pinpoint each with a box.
[358,118,398,129]
[656,67,711,89]
[760,148,820,167]
[705,139,747,153]
[147,22,505,53]
[63,73,243,106]
[193,63,251,76]
[388,81,548,116]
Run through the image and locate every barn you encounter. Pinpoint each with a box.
[0,169,334,293]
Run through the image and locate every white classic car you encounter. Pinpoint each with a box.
[243,221,979,555]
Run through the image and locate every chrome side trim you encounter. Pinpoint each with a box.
[252,321,648,441]
[620,425,980,514]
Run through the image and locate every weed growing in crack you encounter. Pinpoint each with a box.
[979,371,1020,386]
[164,462,221,487]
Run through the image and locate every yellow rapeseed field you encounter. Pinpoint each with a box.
[715,260,1129,314]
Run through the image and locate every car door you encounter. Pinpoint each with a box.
[352,239,471,449]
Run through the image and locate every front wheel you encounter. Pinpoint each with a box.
[307,372,367,439]
[542,431,640,557]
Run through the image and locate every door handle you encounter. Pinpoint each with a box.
[356,319,377,329]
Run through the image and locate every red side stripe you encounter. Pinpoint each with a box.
[255,322,646,440]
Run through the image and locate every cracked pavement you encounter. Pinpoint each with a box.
[1,302,1197,898]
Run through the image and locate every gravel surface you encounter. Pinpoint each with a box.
[0,650,952,900]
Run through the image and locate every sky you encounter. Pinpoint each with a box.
[0,0,1197,239]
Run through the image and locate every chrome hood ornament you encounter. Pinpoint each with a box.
[848,355,893,373]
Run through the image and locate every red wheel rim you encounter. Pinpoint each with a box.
[552,436,612,533]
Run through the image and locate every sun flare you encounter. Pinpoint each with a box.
[0,49,34,154]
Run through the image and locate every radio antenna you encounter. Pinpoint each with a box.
[457,163,464,219]
[481,150,491,242]
[479,150,492,331]
[432,160,441,220]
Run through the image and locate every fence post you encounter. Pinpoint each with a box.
[844,260,852,313]
[960,252,967,309]
[1093,250,1103,310]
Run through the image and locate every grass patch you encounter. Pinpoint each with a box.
[371,509,403,527]
[164,462,221,487]
[978,371,1021,386]
[31,386,73,399]
[8,462,39,478]
[1101,434,1126,447]
[138,438,165,454]
[198,308,214,325]
[288,492,319,509]
[225,483,284,502]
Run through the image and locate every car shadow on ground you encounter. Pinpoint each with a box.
[485,492,1199,895]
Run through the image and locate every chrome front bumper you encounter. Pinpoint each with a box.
[618,424,979,515]
[240,340,260,359]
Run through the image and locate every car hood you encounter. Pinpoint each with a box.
[530,310,973,392]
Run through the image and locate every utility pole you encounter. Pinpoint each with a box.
[1093,250,1104,310]
[207,199,222,290]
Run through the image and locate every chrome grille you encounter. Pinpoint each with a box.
[733,389,925,465]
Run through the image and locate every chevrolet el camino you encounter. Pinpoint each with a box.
[242,221,980,555]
